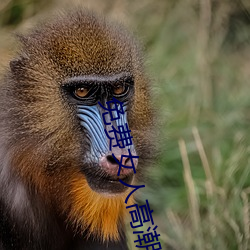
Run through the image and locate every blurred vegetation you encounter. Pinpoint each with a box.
[1,0,250,249]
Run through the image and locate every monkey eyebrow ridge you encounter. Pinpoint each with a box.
[63,73,134,86]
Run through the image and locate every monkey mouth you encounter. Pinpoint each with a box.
[81,164,134,194]
[102,173,133,185]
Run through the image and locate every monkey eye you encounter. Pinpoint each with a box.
[113,84,125,96]
[74,87,89,98]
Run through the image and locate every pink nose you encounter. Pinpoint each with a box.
[99,152,138,177]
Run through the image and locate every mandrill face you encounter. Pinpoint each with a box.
[62,73,137,194]
[0,10,154,242]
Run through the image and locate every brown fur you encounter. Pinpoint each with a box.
[0,9,154,245]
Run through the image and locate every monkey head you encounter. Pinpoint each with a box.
[0,10,154,242]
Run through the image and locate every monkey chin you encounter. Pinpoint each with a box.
[80,162,134,195]
[84,172,134,196]
[66,171,134,242]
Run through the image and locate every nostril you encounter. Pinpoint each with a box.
[106,155,118,165]
[125,157,130,165]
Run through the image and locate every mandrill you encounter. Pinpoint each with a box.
[0,9,154,250]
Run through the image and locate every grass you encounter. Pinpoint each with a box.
[138,1,250,249]
[1,0,250,249]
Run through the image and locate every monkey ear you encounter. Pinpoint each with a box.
[10,58,22,73]
[9,33,30,72]
[9,57,26,75]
